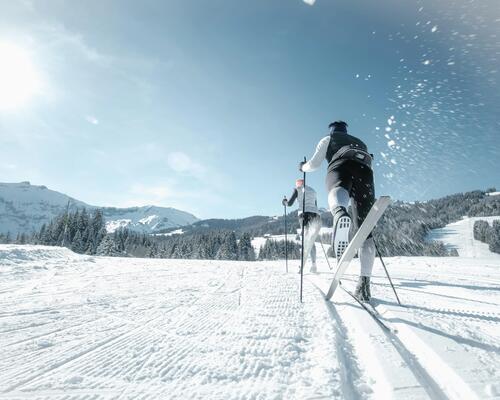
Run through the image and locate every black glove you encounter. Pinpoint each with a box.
[282,198,288,206]
[298,161,306,172]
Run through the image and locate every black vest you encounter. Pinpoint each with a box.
[326,133,372,170]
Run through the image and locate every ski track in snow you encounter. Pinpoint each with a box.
[0,245,499,399]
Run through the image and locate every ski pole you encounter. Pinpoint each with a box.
[300,157,306,303]
[319,239,333,270]
[283,199,288,274]
[374,240,402,306]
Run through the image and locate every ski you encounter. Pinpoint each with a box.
[339,283,395,333]
[325,196,391,300]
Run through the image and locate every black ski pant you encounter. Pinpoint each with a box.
[326,160,375,230]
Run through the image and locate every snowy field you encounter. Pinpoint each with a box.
[1,245,499,399]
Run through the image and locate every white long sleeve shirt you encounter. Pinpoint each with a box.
[302,136,330,173]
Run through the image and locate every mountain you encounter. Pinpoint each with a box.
[101,205,198,233]
[0,182,198,235]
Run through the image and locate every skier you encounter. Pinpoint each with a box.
[282,179,321,273]
[299,121,375,301]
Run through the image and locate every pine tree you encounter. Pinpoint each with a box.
[489,221,500,254]
[96,235,121,256]
[216,232,238,260]
[238,233,255,261]
[71,230,84,253]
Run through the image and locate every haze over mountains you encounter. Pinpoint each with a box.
[0,182,198,235]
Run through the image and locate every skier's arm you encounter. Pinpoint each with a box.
[286,189,298,207]
[301,136,330,172]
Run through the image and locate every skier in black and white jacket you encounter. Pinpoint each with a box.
[282,179,321,273]
[299,121,375,301]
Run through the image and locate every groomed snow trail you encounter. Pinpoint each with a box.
[1,245,499,399]
[0,246,367,399]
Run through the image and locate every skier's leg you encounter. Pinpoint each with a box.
[351,165,376,301]
[302,213,319,272]
[360,237,376,277]
[353,196,375,301]
[327,186,350,214]
[307,215,321,272]
[327,187,351,260]
[299,213,313,273]
[326,165,354,260]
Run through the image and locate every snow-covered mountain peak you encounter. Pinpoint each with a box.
[0,182,198,235]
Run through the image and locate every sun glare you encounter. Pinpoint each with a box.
[0,41,41,111]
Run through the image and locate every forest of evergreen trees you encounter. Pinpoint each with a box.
[258,239,301,261]
[0,209,108,255]
[473,220,500,254]
[1,188,499,259]
[0,209,258,260]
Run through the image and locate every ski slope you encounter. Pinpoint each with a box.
[1,245,499,399]
[429,216,500,258]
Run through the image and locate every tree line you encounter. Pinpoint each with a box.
[1,188,499,259]
[210,189,499,257]
[0,209,108,255]
[0,209,258,261]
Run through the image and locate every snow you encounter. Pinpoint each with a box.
[105,219,133,233]
[138,215,159,225]
[1,244,499,399]
[429,216,500,258]
[153,228,185,237]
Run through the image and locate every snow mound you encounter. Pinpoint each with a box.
[0,245,81,265]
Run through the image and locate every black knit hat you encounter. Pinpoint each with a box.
[329,120,348,134]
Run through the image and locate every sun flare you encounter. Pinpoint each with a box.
[0,41,41,111]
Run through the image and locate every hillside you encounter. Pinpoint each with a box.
[0,182,198,235]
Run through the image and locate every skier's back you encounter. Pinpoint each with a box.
[300,121,375,301]
[283,180,319,216]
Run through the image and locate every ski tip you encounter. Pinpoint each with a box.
[378,195,392,204]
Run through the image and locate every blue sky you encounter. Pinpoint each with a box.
[0,0,499,218]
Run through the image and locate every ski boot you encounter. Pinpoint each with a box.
[332,206,352,261]
[354,276,371,302]
[310,263,318,274]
